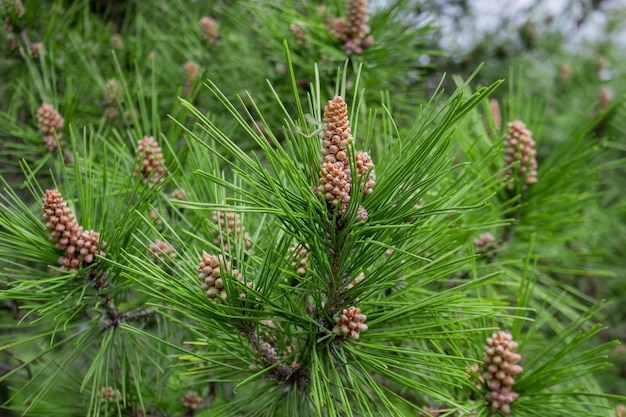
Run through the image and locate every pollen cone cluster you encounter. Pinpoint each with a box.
[481,331,523,415]
[329,0,373,55]
[2,0,24,18]
[135,136,165,185]
[318,97,374,219]
[199,16,219,45]
[289,244,308,277]
[183,61,199,95]
[197,252,249,301]
[147,239,176,264]
[212,210,251,252]
[504,120,538,189]
[36,103,65,151]
[356,151,375,196]
[332,306,368,340]
[43,189,106,273]
[103,79,122,119]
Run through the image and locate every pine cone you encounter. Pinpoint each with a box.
[60,229,107,272]
[333,306,368,340]
[147,239,176,263]
[212,210,251,251]
[36,103,65,150]
[321,96,352,168]
[482,331,523,415]
[199,16,219,45]
[181,391,201,410]
[320,161,351,212]
[504,120,538,189]
[355,151,375,196]
[103,79,122,118]
[42,189,82,251]
[135,136,165,185]
[289,244,308,277]
[2,0,24,18]
[197,253,247,301]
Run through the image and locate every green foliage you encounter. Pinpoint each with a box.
[0,0,624,416]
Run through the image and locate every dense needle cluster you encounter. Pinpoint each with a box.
[504,120,538,189]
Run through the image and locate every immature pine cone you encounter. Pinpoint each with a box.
[36,103,65,151]
[171,189,185,200]
[59,229,107,272]
[181,391,201,410]
[290,23,307,44]
[320,161,351,212]
[99,387,121,402]
[482,331,523,415]
[135,136,165,185]
[2,0,24,18]
[473,232,496,248]
[289,244,308,277]
[212,210,251,251]
[356,205,368,222]
[183,61,199,95]
[355,151,375,196]
[489,99,501,131]
[321,96,352,168]
[199,16,219,45]
[332,306,368,340]
[319,96,354,213]
[43,189,82,250]
[103,79,122,119]
[147,239,176,263]
[328,0,372,55]
[504,120,538,189]
[197,252,248,301]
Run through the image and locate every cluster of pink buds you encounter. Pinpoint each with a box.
[480,331,523,415]
[317,96,374,219]
[290,23,307,45]
[135,136,165,185]
[2,0,24,18]
[289,244,308,277]
[36,103,65,151]
[146,239,176,264]
[103,79,123,119]
[332,306,368,340]
[199,16,219,45]
[197,252,250,301]
[183,61,199,95]
[327,0,373,55]
[503,120,538,190]
[355,151,375,196]
[181,391,201,410]
[212,210,251,252]
[43,189,107,275]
